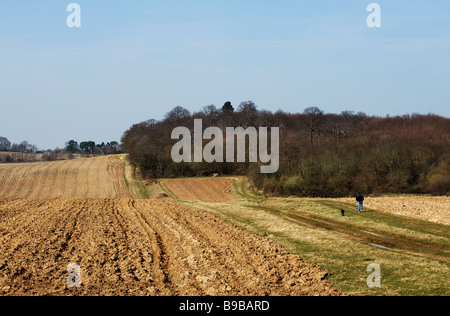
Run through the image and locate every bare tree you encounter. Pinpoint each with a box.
[200,105,220,126]
[164,106,191,123]
[303,106,324,146]
[0,137,11,151]
[237,101,258,127]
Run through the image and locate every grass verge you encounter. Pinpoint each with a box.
[120,155,149,199]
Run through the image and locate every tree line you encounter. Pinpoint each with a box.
[0,137,37,153]
[121,101,450,197]
[0,137,40,163]
[0,136,123,163]
[65,140,122,156]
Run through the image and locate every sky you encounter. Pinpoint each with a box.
[0,1,449,150]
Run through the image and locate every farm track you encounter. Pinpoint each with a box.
[0,156,342,296]
[250,203,450,263]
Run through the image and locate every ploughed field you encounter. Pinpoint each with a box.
[0,156,340,296]
[163,178,234,203]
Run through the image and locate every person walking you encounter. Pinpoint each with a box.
[356,193,364,213]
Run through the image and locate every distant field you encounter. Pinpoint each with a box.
[163,178,234,203]
[0,155,131,199]
[0,152,43,163]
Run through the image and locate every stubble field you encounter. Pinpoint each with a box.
[0,156,130,199]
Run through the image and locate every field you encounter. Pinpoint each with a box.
[0,155,340,296]
[0,156,130,199]
[163,178,234,203]
[333,196,450,226]
[0,155,448,296]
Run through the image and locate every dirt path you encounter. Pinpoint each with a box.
[0,198,341,296]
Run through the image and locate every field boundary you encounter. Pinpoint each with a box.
[119,155,150,199]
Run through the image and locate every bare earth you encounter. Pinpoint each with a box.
[164,178,234,203]
[334,196,450,226]
[0,156,340,296]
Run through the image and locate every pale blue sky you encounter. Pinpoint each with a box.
[0,1,449,149]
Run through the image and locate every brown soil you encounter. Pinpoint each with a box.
[0,198,341,296]
[164,178,234,203]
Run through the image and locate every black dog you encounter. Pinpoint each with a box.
[341,209,345,216]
